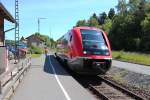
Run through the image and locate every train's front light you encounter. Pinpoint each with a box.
[104,51,110,56]
[83,51,87,54]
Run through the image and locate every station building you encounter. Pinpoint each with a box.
[0,3,16,74]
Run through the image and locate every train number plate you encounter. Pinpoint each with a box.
[93,62,105,67]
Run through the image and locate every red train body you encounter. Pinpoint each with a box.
[56,27,112,75]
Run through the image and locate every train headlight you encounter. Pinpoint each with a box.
[83,51,87,54]
[105,51,110,56]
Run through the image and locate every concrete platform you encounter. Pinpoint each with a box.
[11,55,96,100]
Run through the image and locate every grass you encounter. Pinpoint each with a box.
[112,51,150,66]
[49,48,57,53]
[27,54,41,58]
[31,54,42,58]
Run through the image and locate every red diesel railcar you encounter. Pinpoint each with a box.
[56,27,112,75]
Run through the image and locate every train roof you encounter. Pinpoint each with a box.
[57,26,104,41]
[72,26,103,31]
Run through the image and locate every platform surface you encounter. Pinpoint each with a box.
[11,55,96,100]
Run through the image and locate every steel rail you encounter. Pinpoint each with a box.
[89,84,109,100]
[55,56,147,100]
[98,76,146,100]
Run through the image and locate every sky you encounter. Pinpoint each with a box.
[1,0,118,40]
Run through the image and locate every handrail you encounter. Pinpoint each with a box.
[0,56,31,80]
[0,56,31,100]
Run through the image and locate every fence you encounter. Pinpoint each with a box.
[0,56,31,100]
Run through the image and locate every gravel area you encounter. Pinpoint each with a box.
[106,66,150,99]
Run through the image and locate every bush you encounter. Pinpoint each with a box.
[30,45,43,54]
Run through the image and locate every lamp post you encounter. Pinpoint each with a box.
[37,18,47,33]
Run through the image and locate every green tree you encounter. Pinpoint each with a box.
[109,14,138,51]
[145,2,150,13]
[74,0,150,53]
[128,0,146,19]
[140,13,150,52]
[76,20,87,27]
[98,12,107,25]
[102,19,112,34]
[108,8,115,19]
[20,36,25,41]
[109,0,147,51]
[116,0,127,15]
[92,13,98,20]
[128,0,141,13]
[88,16,99,27]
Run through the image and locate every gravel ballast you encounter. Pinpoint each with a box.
[106,66,150,99]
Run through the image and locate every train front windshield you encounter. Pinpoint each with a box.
[80,29,110,56]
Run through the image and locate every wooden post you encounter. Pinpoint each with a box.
[0,17,4,46]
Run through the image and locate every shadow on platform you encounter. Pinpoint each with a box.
[43,55,69,76]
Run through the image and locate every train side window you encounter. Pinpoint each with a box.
[70,35,72,42]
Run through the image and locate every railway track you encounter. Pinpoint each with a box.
[73,75,146,100]
[56,57,147,100]
[89,76,146,100]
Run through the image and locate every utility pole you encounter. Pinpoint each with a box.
[14,0,19,63]
[38,19,40,33]
[37,18,47,33]
[49,26,51,48]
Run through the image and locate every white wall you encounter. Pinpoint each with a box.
[0,47,6,74]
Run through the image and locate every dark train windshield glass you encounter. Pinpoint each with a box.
[80,29,105,42]
[80,29,108,49]
[80,29,109,55]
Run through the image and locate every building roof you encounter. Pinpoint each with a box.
[26,34,45,42]
[0,3,16,23]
